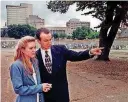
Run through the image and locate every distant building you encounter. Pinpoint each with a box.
[66,18,90,34]
[6,3,33,25]
[6,3,91,35]
[27,15,45,29]
[6,3,45,29]
[46,27,68,35]
[46,18,90,35]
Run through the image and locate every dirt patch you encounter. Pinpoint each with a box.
[1,51,128,102]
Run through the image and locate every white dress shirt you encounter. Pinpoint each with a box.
[40,48,52,64]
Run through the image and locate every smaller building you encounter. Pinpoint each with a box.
[66,18,90,34]
[46,27,67,35]
[27,15,45,29]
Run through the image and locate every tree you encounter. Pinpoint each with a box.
[87,29,99,39]
[67,35,72,39]
[53,33,59,39]
[7,25,20,39]
[59,33,67,39]
[1,28,8,37]
[72,27,81,39]
[72,26,91,40]
[7,24,37,39]
[47,1,128,61]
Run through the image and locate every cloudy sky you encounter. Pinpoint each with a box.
[1,0,101,30]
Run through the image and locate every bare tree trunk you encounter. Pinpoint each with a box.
[97,2,117,60]
[97,2,126,61]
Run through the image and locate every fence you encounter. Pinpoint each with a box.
[1,39,128,50]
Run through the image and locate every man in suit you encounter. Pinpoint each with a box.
[36,28,103,102]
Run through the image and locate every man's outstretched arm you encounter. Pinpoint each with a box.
[62,45,103,61]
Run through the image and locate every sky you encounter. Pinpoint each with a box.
[1,0,101,30]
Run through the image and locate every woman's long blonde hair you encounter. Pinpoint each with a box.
[14,36,36,75]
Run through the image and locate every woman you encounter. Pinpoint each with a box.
[10,36,51,102]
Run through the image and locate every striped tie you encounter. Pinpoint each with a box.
[45,51,52,74]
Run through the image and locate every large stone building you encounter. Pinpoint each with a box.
[46,18,90,35]
[27,15,44,29]
[6,3,44,29]
[46,27,68,35]
[6,3,33,25]
[66,18,90,34]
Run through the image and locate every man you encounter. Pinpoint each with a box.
[36,28,103,102]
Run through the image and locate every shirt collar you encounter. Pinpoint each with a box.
[40,48,51,53]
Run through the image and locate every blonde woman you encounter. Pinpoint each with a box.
[10,36,51,102]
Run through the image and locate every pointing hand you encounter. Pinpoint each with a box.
[90,47,104,55]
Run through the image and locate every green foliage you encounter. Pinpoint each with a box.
[58,33,67,39]
[72,27,98,40]
[66,35,72,39]
[53,33,69,39]
[1,28,8,37]
[87,29,99,39]
[7,24,37,39]
[53,33,59,39]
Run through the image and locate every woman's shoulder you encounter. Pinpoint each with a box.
[31,58,39,68]
[10,59,24,70]
[10,59,25,75]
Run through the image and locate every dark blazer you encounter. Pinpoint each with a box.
[10,59,44,102]
[36,45,92,102]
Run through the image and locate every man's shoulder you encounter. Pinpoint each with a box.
[52,45,66,49]
[36,48,40,52]
[52,45,68,51]
[36,48,41,54]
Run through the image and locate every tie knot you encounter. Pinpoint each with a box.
[45,50,48,53]
[45,51,48,56]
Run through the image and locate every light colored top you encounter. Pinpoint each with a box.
[40,48,52,64]
[32,66,39,102]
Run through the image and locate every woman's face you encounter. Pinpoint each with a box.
[23,41,36,59]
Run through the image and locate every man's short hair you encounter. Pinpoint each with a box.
[36,28,50,40]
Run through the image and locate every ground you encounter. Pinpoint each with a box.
[1,50,128,102]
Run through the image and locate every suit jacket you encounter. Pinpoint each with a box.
[10,59,44,102]
[36,45,92,102]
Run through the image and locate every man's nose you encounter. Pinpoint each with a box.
[48,41,51,44]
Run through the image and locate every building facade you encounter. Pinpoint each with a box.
[47,27,67,35]
[46,19,90,35]
[27,15,44,29]
[6,3,90,35]
[6,3,33,25]
[66,18,90,34]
